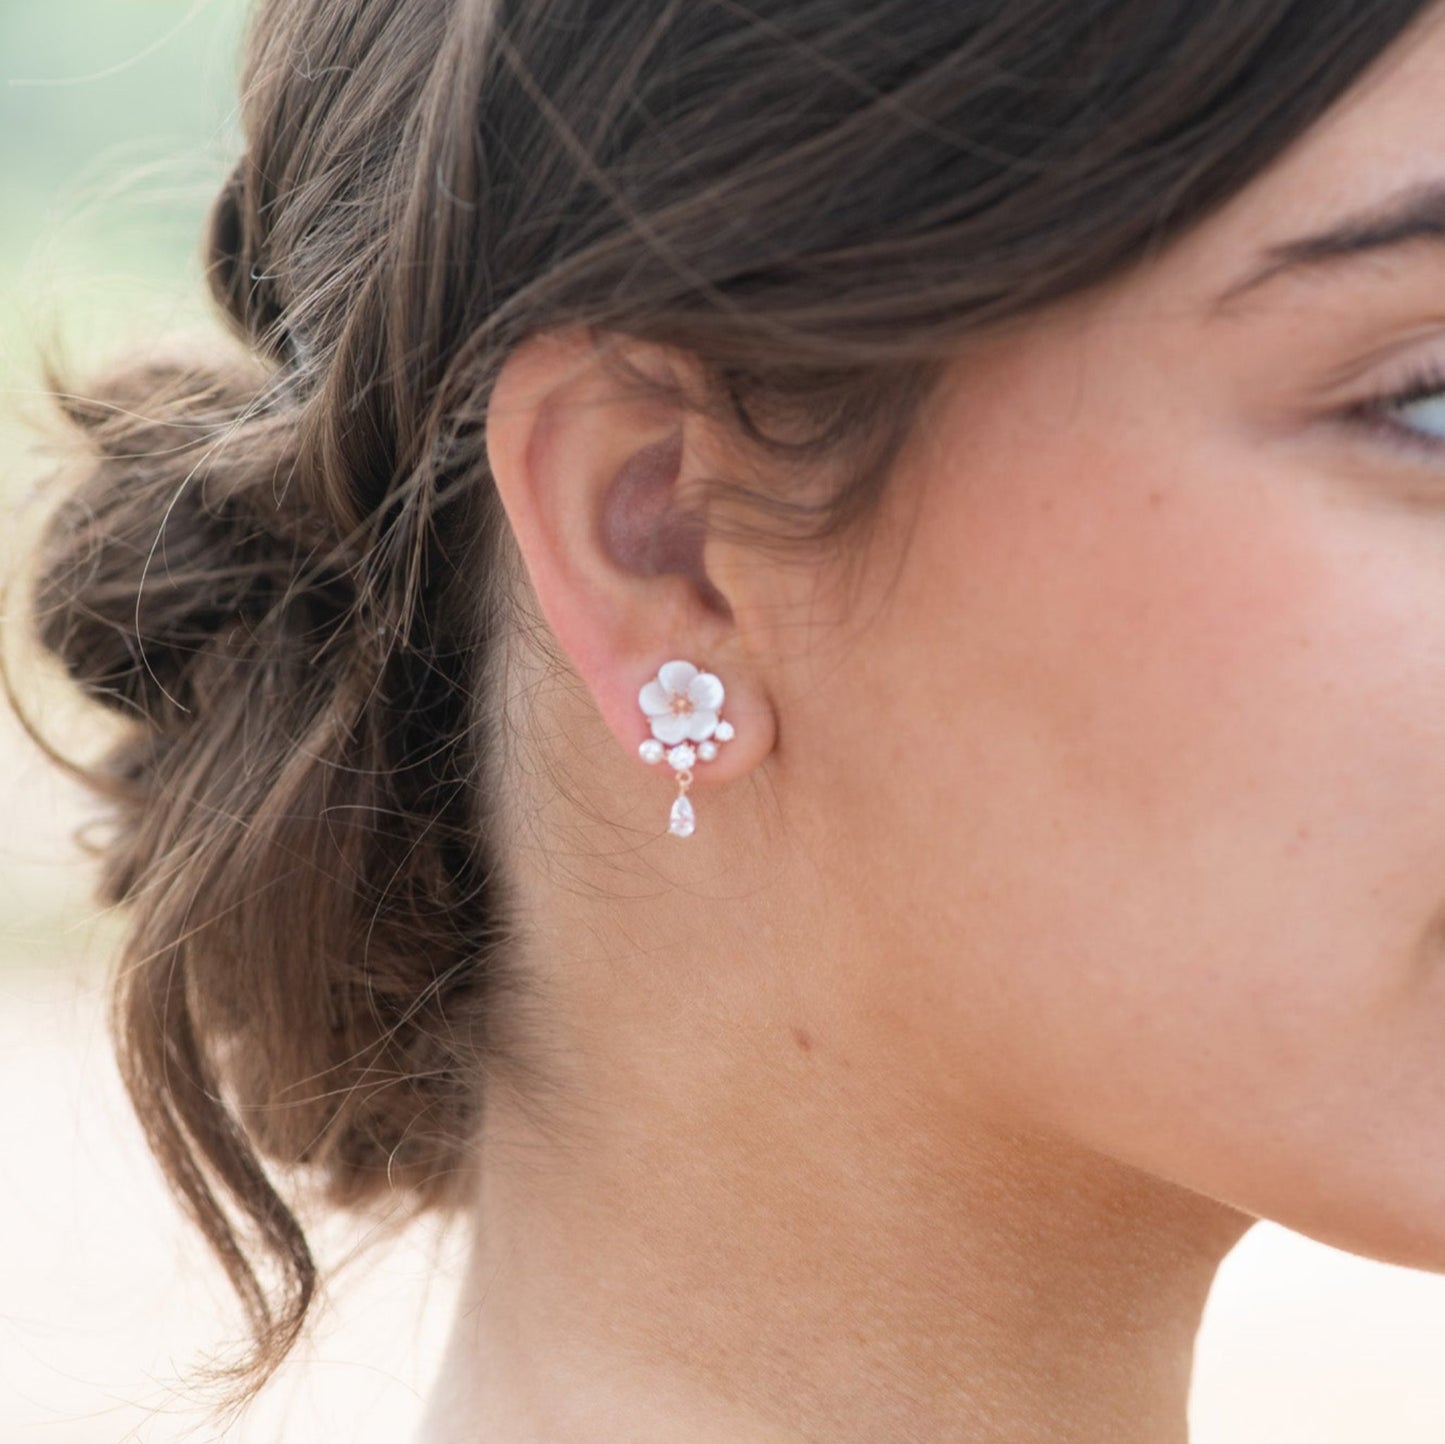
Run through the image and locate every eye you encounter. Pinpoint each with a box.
[1347,363,1445,457]
[1394,390,1445,441]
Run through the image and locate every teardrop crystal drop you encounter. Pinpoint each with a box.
[668,793,696,838]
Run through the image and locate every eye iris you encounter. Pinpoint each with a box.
[1394,391,1445,439]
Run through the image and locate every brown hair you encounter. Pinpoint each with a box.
[5,0,1434,1422]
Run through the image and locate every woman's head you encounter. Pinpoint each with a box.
[11,0,1445,1418]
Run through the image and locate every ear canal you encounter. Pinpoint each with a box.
[603,432,687,576]
[602,431,733,616]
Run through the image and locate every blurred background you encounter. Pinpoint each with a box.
[3,3,1445,1441]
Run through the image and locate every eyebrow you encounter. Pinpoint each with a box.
[1212,179,1445,311]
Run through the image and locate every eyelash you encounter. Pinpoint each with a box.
[1346,362,1445,458]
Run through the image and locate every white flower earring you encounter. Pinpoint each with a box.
[637,658,735,838]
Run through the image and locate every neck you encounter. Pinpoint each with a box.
[414,994,1248,1443]
[414,739,1250,1443]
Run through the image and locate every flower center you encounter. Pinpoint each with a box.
[669,694,693,715]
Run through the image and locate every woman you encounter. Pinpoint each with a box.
[12,0,1445,1438]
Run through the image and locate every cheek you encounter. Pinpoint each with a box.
[821,398,1445,1259]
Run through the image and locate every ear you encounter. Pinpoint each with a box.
[484,326,776,788]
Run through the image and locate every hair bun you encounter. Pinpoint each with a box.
[32,352,347,725]
[17,312,510,1414]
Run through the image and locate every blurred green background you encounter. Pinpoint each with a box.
[1,0,246,366]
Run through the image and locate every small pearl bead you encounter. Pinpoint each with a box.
[639,738,665,764]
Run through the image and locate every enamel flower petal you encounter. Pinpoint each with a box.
[657,659,699,694]
[686,671,723,712]
[647,710,695,745]
[637,658,725,744]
